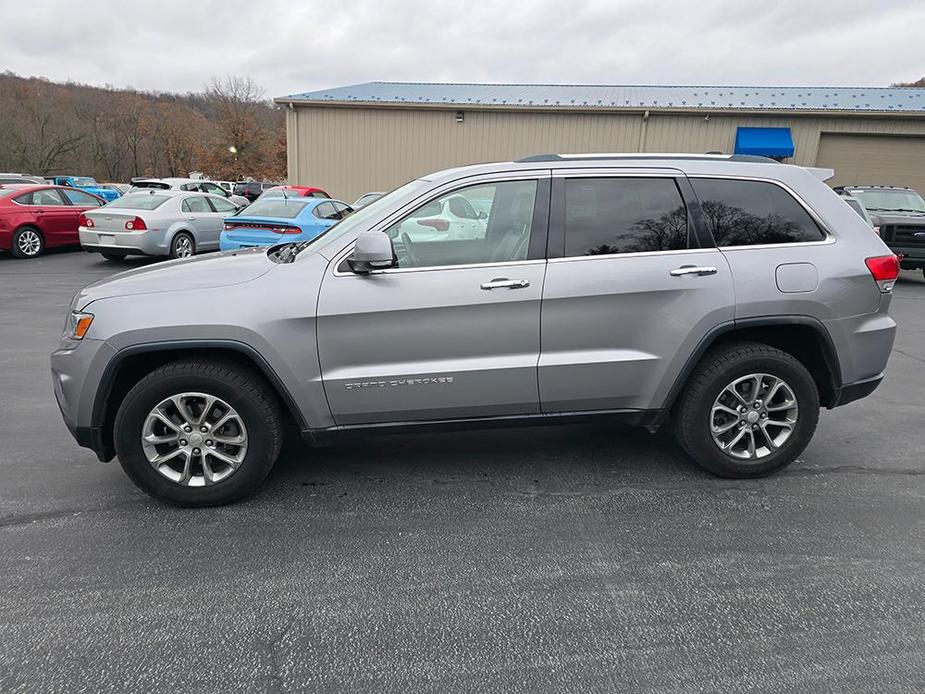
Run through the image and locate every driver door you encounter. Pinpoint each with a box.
[317,175,550,425]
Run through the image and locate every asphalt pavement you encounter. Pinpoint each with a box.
[0,249,923,693]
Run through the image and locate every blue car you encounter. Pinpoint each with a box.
[220,197,353,251]
[46,176,121,202]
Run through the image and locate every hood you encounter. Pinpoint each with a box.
[74,247,275,310]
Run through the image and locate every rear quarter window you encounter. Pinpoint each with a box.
[691,178,826,247]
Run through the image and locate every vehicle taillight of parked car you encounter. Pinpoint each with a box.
[78,213,94,228]
[416,218,450,232]
[125,216,147,231]
[865,254,900,292]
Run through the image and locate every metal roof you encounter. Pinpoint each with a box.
[276,81,925,114]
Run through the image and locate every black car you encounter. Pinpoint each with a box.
[834,185,925,277]
[235,181,275,202]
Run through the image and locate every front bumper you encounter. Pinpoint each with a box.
[51,337,117,461]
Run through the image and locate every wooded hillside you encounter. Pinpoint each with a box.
[0,72,286,182]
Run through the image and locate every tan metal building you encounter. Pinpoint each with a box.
[275,83,925,202]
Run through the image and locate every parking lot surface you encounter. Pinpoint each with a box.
[1,249,924,693]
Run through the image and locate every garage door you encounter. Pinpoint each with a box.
[816,133,925,194]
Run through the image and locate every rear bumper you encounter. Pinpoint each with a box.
[830,373,884,408]
[79,228,167,256]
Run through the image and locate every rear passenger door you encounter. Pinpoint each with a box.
[539,171,735,413]
[181,196,220,249]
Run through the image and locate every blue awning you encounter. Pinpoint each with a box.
[734,127,794,158]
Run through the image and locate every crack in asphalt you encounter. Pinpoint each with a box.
[0,498,144,529]
[259,614,297,694]
[893,348,925,366]
[788,464,925,477]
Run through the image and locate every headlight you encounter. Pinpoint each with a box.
[65,311,94,340]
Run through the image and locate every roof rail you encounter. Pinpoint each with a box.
[515,152,779,164]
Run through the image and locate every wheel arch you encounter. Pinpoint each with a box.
[90,340,307,461]
[664,316,843,411]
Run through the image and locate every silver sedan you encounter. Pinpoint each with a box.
[78,190,241,260]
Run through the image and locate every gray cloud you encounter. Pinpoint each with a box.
[2,0,924,98]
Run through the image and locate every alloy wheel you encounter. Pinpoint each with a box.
[17,229,42,256]
[174,236,193,258]
[141,392,248,486]
[709,373,798,460]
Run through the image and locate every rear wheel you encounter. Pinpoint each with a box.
[99,250,127,261]
[169,232,195,259]
[673,342,819,478]
[113,359,283,506]
[10,226,44,258]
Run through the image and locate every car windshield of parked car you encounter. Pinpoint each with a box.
[237,198,310,219]
[259,188,289,199]
[73,177,97,187]
[850,189,925,213]
[105,193,171,210]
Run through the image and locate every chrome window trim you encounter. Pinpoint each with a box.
[332,257,546,278]
[330,171,551,277]
[547,247,719,264]
[687,174,836,248]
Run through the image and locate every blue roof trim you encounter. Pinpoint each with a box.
[276,82,925,113]
[734,127,795,158]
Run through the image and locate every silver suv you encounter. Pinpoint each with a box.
[51,154,899,506]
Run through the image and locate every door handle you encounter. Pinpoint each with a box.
[670,265,717,277]
[480,278,530,290]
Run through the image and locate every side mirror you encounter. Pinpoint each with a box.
[477,210,488,220]
[347,231,396,273]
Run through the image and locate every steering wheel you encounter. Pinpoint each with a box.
[399,233,422,267]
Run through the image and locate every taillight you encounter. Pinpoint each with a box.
[79,213,94,228]
[865,255,900,292]
[124,216,147,231]
[416,217,449,232]
[223,222,298,234]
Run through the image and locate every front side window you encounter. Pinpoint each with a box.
[62,189,103,206]
[182,197,210,213]
[208,196,237,213]
[692,178,825,247]
[564,177,689,256]
[384,179,538,269]
[314,202,337,220]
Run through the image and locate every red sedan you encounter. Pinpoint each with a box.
[260,185,330,200]
[0,184,105,258]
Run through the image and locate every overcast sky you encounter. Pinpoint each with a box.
[4,0,925,98]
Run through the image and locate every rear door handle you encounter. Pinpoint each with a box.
[670,265,717,277]
[481,278,530,290]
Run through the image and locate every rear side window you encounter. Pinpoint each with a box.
[182,197,211,213]
[691,178,825,247]
[564,177,689,256]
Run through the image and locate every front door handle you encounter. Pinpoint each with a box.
[670,265,717,277]
[481,278,530,290]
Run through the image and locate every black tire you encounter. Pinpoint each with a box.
[99,250,128,261]
[10,226,44,259]
[169,232,195,259]
[673,341,819,478]
[113,359,283,507]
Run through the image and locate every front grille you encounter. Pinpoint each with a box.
[888,224,925,248]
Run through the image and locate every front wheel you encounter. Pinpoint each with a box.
[169,232,195,259]
[673,342,819,478]
[113,359,283,506]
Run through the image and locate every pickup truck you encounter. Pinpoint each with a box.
[45,176,121,203]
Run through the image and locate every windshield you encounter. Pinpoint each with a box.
[234,198,309,219]
[104,193,170,210]
[259,188,289,198]
[73,177,97,187]
[849,188,925,213]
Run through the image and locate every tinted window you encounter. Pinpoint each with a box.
[564,178,689,256]
[314,202,337,219]
[208,196,237,213]
[62,189,103,206]
[692,178,825,247]
[182,197,211,213]
[383,179,537,269]
[30,189,68,206]
[132,181,171,190]
[107,193,171,210]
